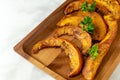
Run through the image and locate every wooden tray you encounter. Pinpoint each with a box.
[14,0,120,80]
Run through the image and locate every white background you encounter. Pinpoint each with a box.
[0,0,120,80]
[0,0,65,80]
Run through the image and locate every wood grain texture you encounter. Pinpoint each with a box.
[14,0,120,80]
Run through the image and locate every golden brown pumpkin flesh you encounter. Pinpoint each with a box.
[64,0,120,19]
[31,38,83,77]
[57,15,81,27]
[118,0,120,4]
[82,14,118,80]
[53,26,92,55]
[64,0,93,15]
[57,11,107,41]
[95,0,120,19]
[64,0,83,15]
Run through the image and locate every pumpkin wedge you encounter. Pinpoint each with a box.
[57,11,107,41]
[53,26,92,55]
[118,0,120,4]
[95,0,120,19]
[82,14,118,80]
[31,38,83,77]
[64,0,93,15]
[64,0,120,19]
[64,0,83,15]
[57,15,81,27]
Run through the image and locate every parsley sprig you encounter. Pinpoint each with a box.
[80,16,95,34]
[81,1,88,12]
[88,44,98,60]
[81,1,96,12]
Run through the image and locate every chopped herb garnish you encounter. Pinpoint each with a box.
[81,1,88,12]
[88,44,98,60]
[80,16,95,34]
[81,1,96,12]
[86,23,95,34]
[88,1,96,12]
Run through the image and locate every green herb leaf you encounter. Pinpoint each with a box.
[81,1,88,12]
[88,44,98,59]
[80,16,95,34]
[86,23,95,34]
[88,1,96,12]
[80,16,92,25]
[81,1,96,12]
[84,16,92,24]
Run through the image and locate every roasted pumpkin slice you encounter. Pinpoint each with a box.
[31,38,83,77]
[67,11,108,41]
[53,26,92,55]
[57,16,81,27]
[82,14,118,80]
[95,0,120,19]
[64,0,83,15]
[64,0,93,14]
[64,0,120,19]
[118,0,120,4]
[57,35,83,52]
[57,11,107,41]
[96,2,110,15]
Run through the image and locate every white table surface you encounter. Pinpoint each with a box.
[0,0,120,80]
